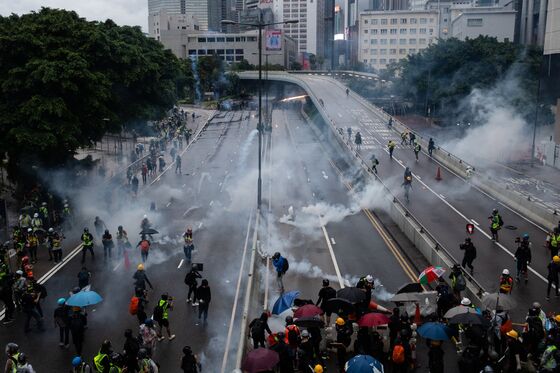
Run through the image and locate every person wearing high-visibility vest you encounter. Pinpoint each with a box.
[540,342,559,372]
[93,340,112,373]
[489,209,503,242]
[30,213,42,232]
[4,342,20,373]
[499,269,514,294]
[549,228,560,259]
[39,202,49,225]
[388,141,396,160]
[80,228,94,264]
[25,229,39,264]
[154,293,176,341]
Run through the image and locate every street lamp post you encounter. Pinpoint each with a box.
[222,18,298,208]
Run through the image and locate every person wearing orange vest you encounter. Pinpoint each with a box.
[499,269,514,294]
[284,316,300,348]
[136,235,151,263]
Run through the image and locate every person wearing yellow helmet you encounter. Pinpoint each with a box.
[505,329,524,372]
[314,364,324,373]
[547,255,560,300]
[133,264,153,292]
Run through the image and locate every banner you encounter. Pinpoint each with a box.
[265,30,282,51]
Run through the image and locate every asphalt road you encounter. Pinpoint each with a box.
[299,74,556,321]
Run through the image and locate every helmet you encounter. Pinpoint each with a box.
[301,330,310,338]
[33,213,38,218]
[138,348,148,359]
[336,317,345,326]
[72,286,81,294]
[144,319,154,327]
[502,269,510,275]
[555,315,560,323]
[137,264,144,271]
[95,216,99,220]
[554,256,560,263]
[366,275,374,283]
[461,298,471,306]
[493,208,498,214]
[506,330,518,339]
[42,202,47,206]
[273,252,280,259]
[187,227,192,232]
[48,228,54,233]
[285,316,293,324]
[101,339,112,349]
[72,356,82,367]
[5,343,19,355]
[104,229,109,234]
[183,346,192,355]
[57,298,66,305]
[143,214,148,219]
[314,365,324,373]
[15,270,23,276]
[84,228,89,232]
[27,228,32,233]
[523,233,529,239]
[118,225,123,230]
[533,302,541,309]
[64,204,69,208]
[322,279,330,286]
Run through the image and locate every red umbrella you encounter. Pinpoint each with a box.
[242,348,280,373]
[358,312,391,327]
[294,304,324,318]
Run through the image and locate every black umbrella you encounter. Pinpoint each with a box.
[294,316,325,328]
[326,298,355,314]
[139,228,159,235]
[337,287,366,304]
[397,282,423,294]
[448,312,486,325]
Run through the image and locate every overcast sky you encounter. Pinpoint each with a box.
[0,0,148,31]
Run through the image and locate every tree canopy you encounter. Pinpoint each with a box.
[0,8,183,179]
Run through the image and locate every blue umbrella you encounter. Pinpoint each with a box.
[417,322,451,341]
[345,354,384,373]
[272,291,300,315]
[66,290,103,307]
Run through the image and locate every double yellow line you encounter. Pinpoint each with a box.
[327,158,419,283]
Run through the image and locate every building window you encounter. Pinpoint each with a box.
[226,56,234,61]
[217,37,225,42]
[400,38,406,44]
[364,19,369,24]
[372,19,378,25]
[226,37,235,42]
[390,39,397,44]
[420,18,427,24]
[409,48,416,53]
[371,49,378,55]
[390,29,397,34]
[371,39,378,44]
[364,29,369,33]
[390,49,397,54]
[188,49,196,55]
[248,37,257,41]
[429,18,434,23]
[380,58,387,64]
[235,55,243,61]
[217,49,224,54]
[371,58,377,64]
[363,59,368,63]
[198,49,206,55]
[207,37,216,42]
[409,38,417,44]
[380,48,387,54]
[226,49,234,54]
[389,58,397,63]
[399,48,406,54]
[363,48,369,54]
[400,29,407,34]
[410,28,417,34]
[420,28,426,34]
[467,18,483,27]
[380,39,388,44]
[504,37,510,42]
[381,29,388,34]
[372,29,378,34]
[198,38,206,42]
[391,18,398,24]
[235,37,241,41]
[419,38,426,44]
[235,49,243,54]
[381,19,388,25]
[410,18,417,24]
[401,18,407,24]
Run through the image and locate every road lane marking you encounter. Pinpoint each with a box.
[209,200,214,206]
[321,225,344,288]
[198,222,203,229]
[178,259,184,269]
[221,210,254,373]
[166,202,172,207]
[471,219,480,226]
[331,237,336,245]
[113,262,122,271]
[439,194,446,199]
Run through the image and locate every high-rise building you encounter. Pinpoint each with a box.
[148,0,186,14]
[325,0,336,68]
[276,0,326,56]
[517,0,549,45]
[185,0,222,31]
[148,8,199,40]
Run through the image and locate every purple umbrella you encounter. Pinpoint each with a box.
[242,348,280,373]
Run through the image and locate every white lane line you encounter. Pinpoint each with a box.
[166,202,172,207]
[331,237,336,245]
[471,219,480,226]
[321,225,344,288]
[113,262,122,271]
[439,194,446,199]
[221,211,254,373]
[209,200,214,206]
[178,259,184,269]
[198,222,203,229]
[338,113,343,118]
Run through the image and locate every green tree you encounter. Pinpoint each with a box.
[0,8,184,181]
[197,55,224,94]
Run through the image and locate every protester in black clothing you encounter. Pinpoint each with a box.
[428,340,445,373]
[123,328,140,372]
[184,266,202,304]
[271,332,294,373]
[195,279,211,324]
[77,267,91,289]
[101,230,114,261]
[316,279,336,324]
[388,308,401,348]
[69,308,87,355]
[248,312,272,348]
[181,346,200,373]
[547,256,560,299]
[0,272,15,323]
[133,264,153,291]
[460,237,477,274]
[54,298,70,348]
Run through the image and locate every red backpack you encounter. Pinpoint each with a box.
[129,296,139,315]
[392,344,405,364]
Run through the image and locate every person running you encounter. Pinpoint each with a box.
[413,141,421,161]
[459,237,477,275]
[180,346,200,373]
[185,265,202,305]
[154,293,176,341]
[428,138,435,156]
[175,155,182,175]
[400,131,408,145]
[196,279,211,325]
[116,226,129,257]
[80,228,95,264]
[354,132,362,151]
[489,208,503,242]
[101,229,114,261]
[54,298,70,348]
[345,88,349,97]
[248,312,272,349]
[133,264,153,292]
[515,234,532,284]
[547,256,560,300]
[272,252,289,293]
[137,235,151,263]
[388,140,396,159]
[370,154,379,174]
[316,279,336,325]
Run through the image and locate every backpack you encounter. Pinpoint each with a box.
[498,215,504,227]
[281,258,289,274]
[153,304,164,322]
[181,355,198,373]
[36,283,47,299]
[392,344,405,364]
[250,319,265,337]
[527,316,545,341]
[140,241,150,252]
[454,274,466,291]
[129,296,140,315]
[287,326,299,345]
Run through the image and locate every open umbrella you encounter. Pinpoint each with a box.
[481,293,517,311]
[326,298,355,314]
[345,354,384,373]
[417,322,452,341]
[241,348,279,373]
[294,304,323,319]
[337,287,366,304]
[396,282,423,294]
[448,312,485,325]
[294,316,325,328]
[358,313,390,327]
[139,228,159,235]
[272,291,300,315]
[66,290,103,307]
[418,266,446,285]
[444,305,478,319]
